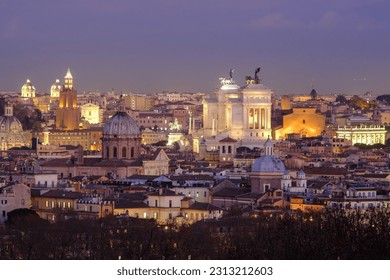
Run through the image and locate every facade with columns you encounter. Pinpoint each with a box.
[201,73,272,149]
[336,125,387,145]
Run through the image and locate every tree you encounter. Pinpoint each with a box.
[336,95,347,104]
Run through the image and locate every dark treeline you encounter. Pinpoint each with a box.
[1,209,389,260]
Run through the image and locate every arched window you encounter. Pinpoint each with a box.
[113,147,117,158]
[106,147,109,159]
[131,147,134,158]
[122,147,127,158]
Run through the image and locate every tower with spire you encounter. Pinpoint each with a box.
[64,68,73,90]
[56,69,81,130]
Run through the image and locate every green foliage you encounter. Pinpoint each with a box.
[13,106,42,131]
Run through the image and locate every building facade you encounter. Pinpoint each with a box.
[202,73,272,146]
[336,125,386,145]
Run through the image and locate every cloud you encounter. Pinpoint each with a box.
[1,18,21,38]
[249,13,296,29]
[318,11,341,27]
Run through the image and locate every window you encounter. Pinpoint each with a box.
[2,211,6,217]
[122,147,126,158]
[303,119,306,124]
[169,200,172,208]
[155,200,158,207]
[113,147,117,158]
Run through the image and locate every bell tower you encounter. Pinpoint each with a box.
[64,68,73,90]
[56,69,80,130]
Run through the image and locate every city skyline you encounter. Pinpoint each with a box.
[1,0,390,95]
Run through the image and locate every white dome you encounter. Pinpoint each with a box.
[51,79,61,90]
[103,111,140,136]
[22,79,35,90]
[251,155,286,173]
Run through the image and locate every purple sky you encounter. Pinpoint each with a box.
[1,0,390,96]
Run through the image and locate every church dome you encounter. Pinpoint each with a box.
[251,155,286,173]
[22,79,35,91]
[51,79,62,96]
[0,106,23,132]
[103,111,140,136]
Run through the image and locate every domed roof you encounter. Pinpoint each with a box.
[103,111,140,136]
[251,155,286,173]
[0,115,23,132]
[22,79,35,90]
[51,79,61,90]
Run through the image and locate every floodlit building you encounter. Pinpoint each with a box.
[80,103,102,124]
[56,69,81,130]
[274,107,326,139]
[50,79,62,99]
[21,79,36,98]
[202,70,272,148]
[335,125,386,145]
